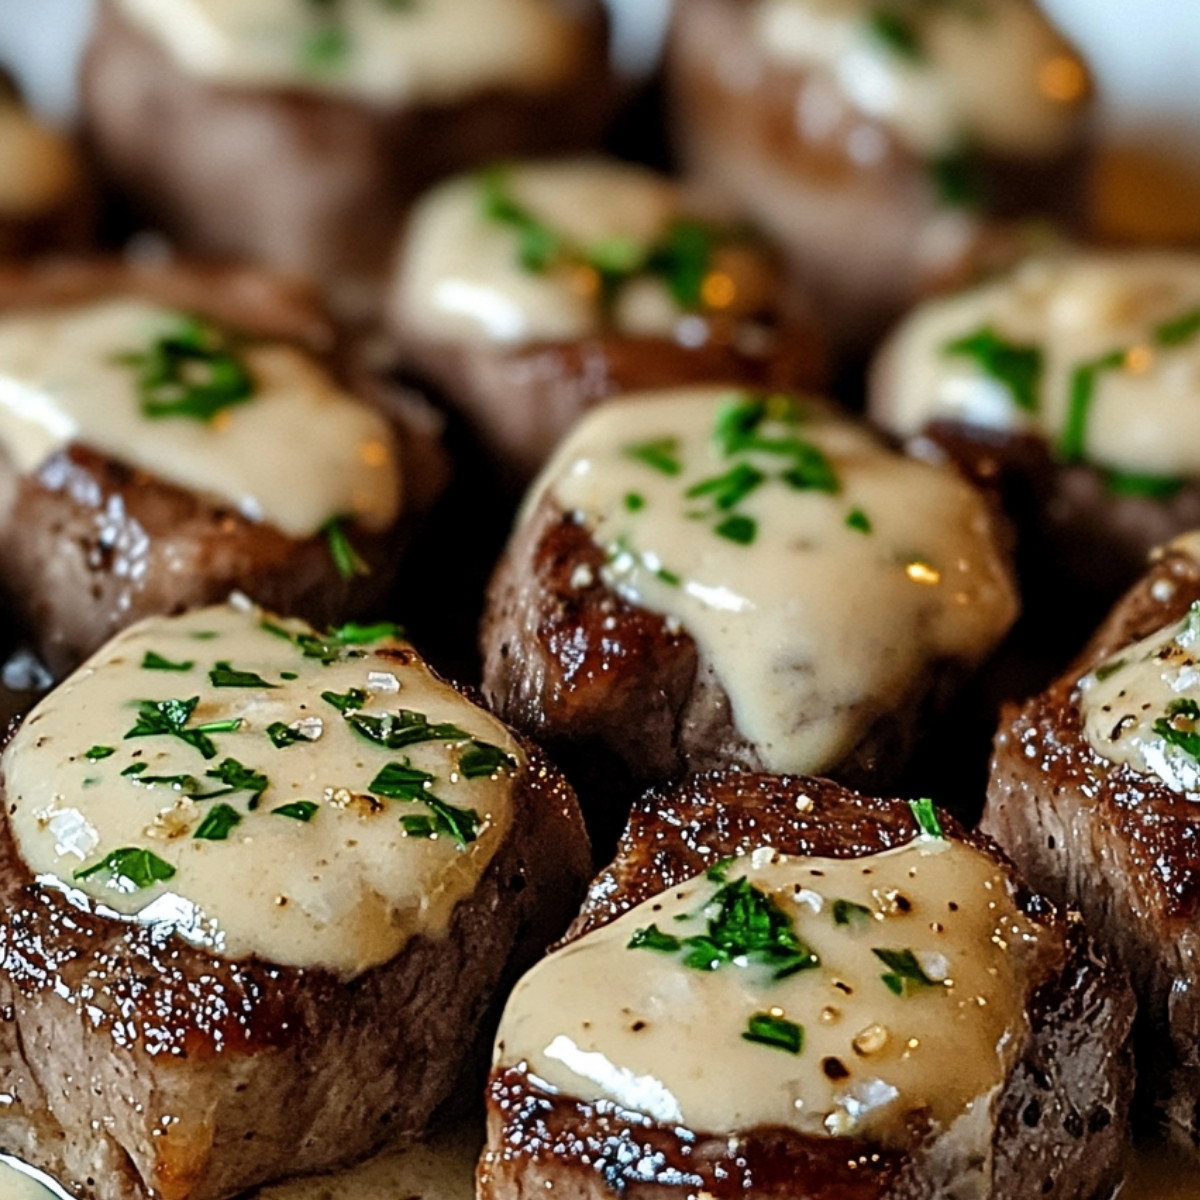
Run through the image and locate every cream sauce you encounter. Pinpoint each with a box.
[0,103,79,218]
[392,160,687,347]
[875,251,1200,479]
[116,0,584,106]
[754,0,1086,159]
[2,603,522,977]
[496,838,1041,1145]
[0,297,399,538]
[529,387,1017,775]
[1079,598,1200,793]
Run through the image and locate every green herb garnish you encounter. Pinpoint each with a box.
[1154,697,1200,761]
[874,947,941,996]
[832,899,872,926]
[343,709,473,751]
[369,760,435,800]
[458,741,517,779]
[209,661,277,689]
[742,1012,804,1055]
[780,443,840,494]
[141,651,195,672]
[273,801,319,822]
[321,687,369,714]
[627,924,683,953]
[928,149,985,209]
[686,463,766,511]
[369,760,482,846]
[715,514,757,545]
[85,745,115,761]
[909,797,944,839]
[1093,658,1126,682]
[193,803,243,841]
[323,517,371,581]
[846,508,873,534]
[625,437,683,477]
[866,8,922,59]
[624,492,646,512]
[1104,470,1185,500]
[117,315,254,423]
[121,762,147,776]
[124,697,242,760]
[1155,308,1200,347]
[266,721,313,748]
[943,326,1043,414]
[326,620,404,644]
[74,847,176,891]
[129,772,202,791]
[1059,349,1126,463]
[192,757,269,809]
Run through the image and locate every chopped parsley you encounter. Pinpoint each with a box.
[629,875,819,979]
[326,620,404,644]
[124,697,242,760]
[141,651,195,672]
[627,924,683,953]
[909,797,944,839]
[263,619,390,666]
[1154,697,1200,761]
[85,745,116,761]
[266,721,314,748]
[74,847,176,891]
[846,508,873,534]
[780,444,839,494]
[1059,349,1127,464]
[943,326,1043,414]
[928,149,985,209]
[866,8,922,59]
[874,947,941,996]
[342,708,473,751]
[715,514,757,545]
[209,661,277,689]
[1154,308,1200,347]
[686,463,766,511]
[458,741,517,779]
[130,772,202,791]
[116,315,255,423]
[742,1011,804,1055]
[323,517,371,581]
[273,801,319,822]
[321,687,369,714]
[1093,657,1126,682]
[832,899,872,926]
[193,757,269,809]
[121,762,147,776]
[624,492,646,512]
[1104,470,1185,500]
[625,437,683,476]
[370,760,481,846]
[193,803,243,841]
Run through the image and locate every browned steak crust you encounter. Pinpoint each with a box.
[482,493,988,816]
[82,0,617,299]
[0,728,590,1200]
[0,260,444,674]
[983,545,1200,1144]
[480,774,1134,1200]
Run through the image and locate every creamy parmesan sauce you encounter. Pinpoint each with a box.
[116,0,584,106]
[392,160,700,347]
[2,603,522,977]
[754,0,1086,159]
[0,297,399,538]
[528,387,1017,775]
[496,837,1041,1145]
[0,102,78,218]
[1079,596,1200,793]
[875,251,1200,479]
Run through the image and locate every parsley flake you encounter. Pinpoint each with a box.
[343,708,472,751]
[715,514,757,545]
[627,924,683,953]
[141,651,195,672]
[192,757,269,809]
[209,661,277,689]
[846,508,872,534]
[1155,308,1200,347]
[323,517,371,581]
[273,801,319,822]
[74,847,176,891]
[267,721,315,748]
[943,326,1043,414]
[832,899,872,926]
[909,797,944,839]
[85,745,116,761]
[124,697,242,760]
[193,803,243,841]
[625,437,683,476]
[743,1012,804,1055]
[874,947,942,996]
[458,741,517,779]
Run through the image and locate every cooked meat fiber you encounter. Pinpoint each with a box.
[482,773,1134,1200]
[482,387,1017,826]
[387,159,825,488]
[0,604,591,1200]
[871,250,1200,604]
[0,259,443,674]
[983,535,1200,1146]
[82,0,617,310]
[666,0,1091,347]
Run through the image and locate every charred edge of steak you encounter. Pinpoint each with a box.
[481,773,1132,1200]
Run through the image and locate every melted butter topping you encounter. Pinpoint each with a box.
[115,0,585,106]
[754,0,1086,159]
[1080,598,1200,793]
[0,101,79,218]
[875,251,1200,480]
[497,837,1041,1145]
[391,160,770,348]
[528,387,1016,774]
[0,296,400,538]
[2,603,522,977]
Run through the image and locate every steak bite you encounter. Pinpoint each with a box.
[482,773,1134,1200]
[870,250,1200,603]
[983,533,1200,1147]
[0,259,440,674]
[666,0,1092,345]
[0,601,590,1200]
[386,158,825,487]
[482,386,1017,813]
[82,0,617,313]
